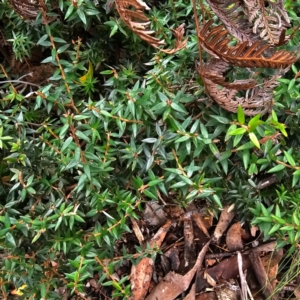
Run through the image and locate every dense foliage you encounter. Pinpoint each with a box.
[1,0,300,298]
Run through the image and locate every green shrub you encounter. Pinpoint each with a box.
[1,0,300,298]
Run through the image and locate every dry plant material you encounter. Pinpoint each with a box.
[260,248,283,288]
[196,254,251,292]
[244,0,290,45]
[131,258,154,300]
[237,251,248,300]
[257,175,278,190]
[196,292,218,300]
[143,202,167,227]
[192,213,211,238]
[226,222,244,251]
[131,217,144,245]
[165,247,180,271]
[247,241,277,253]
[198,20,297,69]
[115,0,187,54]
[183,282,196,300]
[130,220,172,300]
[194,0,298,114]
[249,251,278,300]
[215,287,239,300]
[160,255,171,274]
[207,0,256,43]
[148,219,172,249]
[145,241,210,300]
[203,71,280,115]
[212,205,235,244]
[9,0,43,20]
[204,270,217,287]
[184,216,196,267]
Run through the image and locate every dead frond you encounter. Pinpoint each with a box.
[244,0,290,45]
[198,20,298,69]
[207,0,257,43]
[115,0,187,53]
[199,58,257,90]
[203,68,280,116]
[9,0,42,20]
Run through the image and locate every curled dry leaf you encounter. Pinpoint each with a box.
[131,217,144,245]
[212,206,235,244]
[226,222,244,251]
[115,0,187,53]
[192,213,211,238]
[200,59,257,90]
[204,270,217,287]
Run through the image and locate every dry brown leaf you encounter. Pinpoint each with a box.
[247,241,277,253]
[192,213,211,238]
[249,251,278,300]
[143,202,167,227]
[294,286,300,298]
[250,225,259,237]
[183,282,196,300]
[130,220,172,300]
[149,219,172,249]
[196,254,251,292]
[165,247,180,271]
[206,258,216,267]
[145,241,210,300]
[260,248,283,288]
[226,222,243,251]
[204,270,217,287]
[184,216,196,268]
[131,217,144,245]
[212,206,235,244]
[131,258,154,300]
[196,292,217,300]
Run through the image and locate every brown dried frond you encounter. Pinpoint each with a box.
[115,0,187,53]
[199,58,257,90]
[202,62,280,116]
[198,20,298,68]
[207,0,257,43]
[9,0,42,20]
[244,0,290,45]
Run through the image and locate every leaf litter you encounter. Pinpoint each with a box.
[71,201,298,299]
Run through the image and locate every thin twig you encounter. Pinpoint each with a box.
[0,79,41,88]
